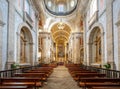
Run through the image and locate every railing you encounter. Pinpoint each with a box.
[0,66,39,78]
[81,65,120,78]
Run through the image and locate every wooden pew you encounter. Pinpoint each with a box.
[14,73,47,82]
[68,68,90,74]
[65,64,81,67]
[30,68,53,75]
[0,86,29,89]
[42,64,57,68]
[48,64,57,68]
[0,77,43,88]
[82,83,120,89]
[75,73,106,81]
[71,71,97,77]
[78,78,120,88]
[91,86,120,89]
[25,70,50,77]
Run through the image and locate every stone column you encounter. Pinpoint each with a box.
[41,33,51,64]
[42,36,46,63]
[0,24,3,70]
[23,40,27,63]
[73,36,76,63]
[35,15,39,65]
[87,43,93,65]
[29,42,33,65]
[46,36,51,63]
[76,37,79,63]
[40,37,44,63]
[106,0,115,69]
[0,20,5,70]
[116,20,120,70]
[64,43,67,63]
[56,43,58,62]
[7,0,16,69]
[83,14,87,65]
[73,33,80,64]
[72,36,74,63]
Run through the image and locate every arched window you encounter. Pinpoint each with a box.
[58,4,64,12]
[70,0,75,7]
[48,1,52,7]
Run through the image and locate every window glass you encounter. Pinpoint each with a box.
[71,0,75,7]
[48,1,52,7]
[58,4,64,12]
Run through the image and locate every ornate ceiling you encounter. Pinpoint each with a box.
[32,0,89,44]
[51,23,71,44]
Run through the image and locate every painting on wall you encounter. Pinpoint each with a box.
[58,51,64,57]
[58,45,65,57]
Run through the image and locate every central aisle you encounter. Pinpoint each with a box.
[40,66,81,89]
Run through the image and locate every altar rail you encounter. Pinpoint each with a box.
[0,66,38,77]
[81,65,120,78]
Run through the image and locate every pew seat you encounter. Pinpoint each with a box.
[0,77,43,88]
[14,73,47,81]
[91,86,120,89]
[80,82,120,89]
[78,78,120,88]
[74,73,106,81]
[24,71,49,77]
[0,86,29,89]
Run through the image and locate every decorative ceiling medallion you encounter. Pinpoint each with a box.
[57,22,65,30]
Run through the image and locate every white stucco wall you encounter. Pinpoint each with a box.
[14,0,38,65]
[85,0,107,65]
[0,0,8,70]
[113,0,120,70]
[98,12,107,63]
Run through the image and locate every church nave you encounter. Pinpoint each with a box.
[40,66,80,89]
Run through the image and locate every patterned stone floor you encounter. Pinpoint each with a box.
[40,66,81,89]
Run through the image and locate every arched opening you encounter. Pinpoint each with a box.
[51,22,71,64]
[19,27,33,65]
[89,27,102,65]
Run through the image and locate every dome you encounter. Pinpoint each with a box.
[44,0,78,16]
